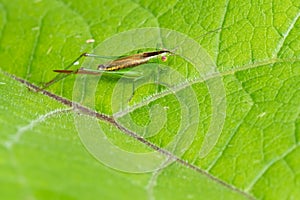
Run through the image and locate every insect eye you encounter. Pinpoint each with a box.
[98,64,105,70]
[161,56,168,62]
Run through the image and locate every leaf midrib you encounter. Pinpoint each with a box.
[2,70,256,200]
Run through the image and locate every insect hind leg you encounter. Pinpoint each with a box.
[36,53,92,92]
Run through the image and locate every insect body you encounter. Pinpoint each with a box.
[39,50,172,91]
[98,50,171,71]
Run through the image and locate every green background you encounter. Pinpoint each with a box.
[0,0,299,199]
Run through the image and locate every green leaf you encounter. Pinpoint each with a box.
[1,0,299,199]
